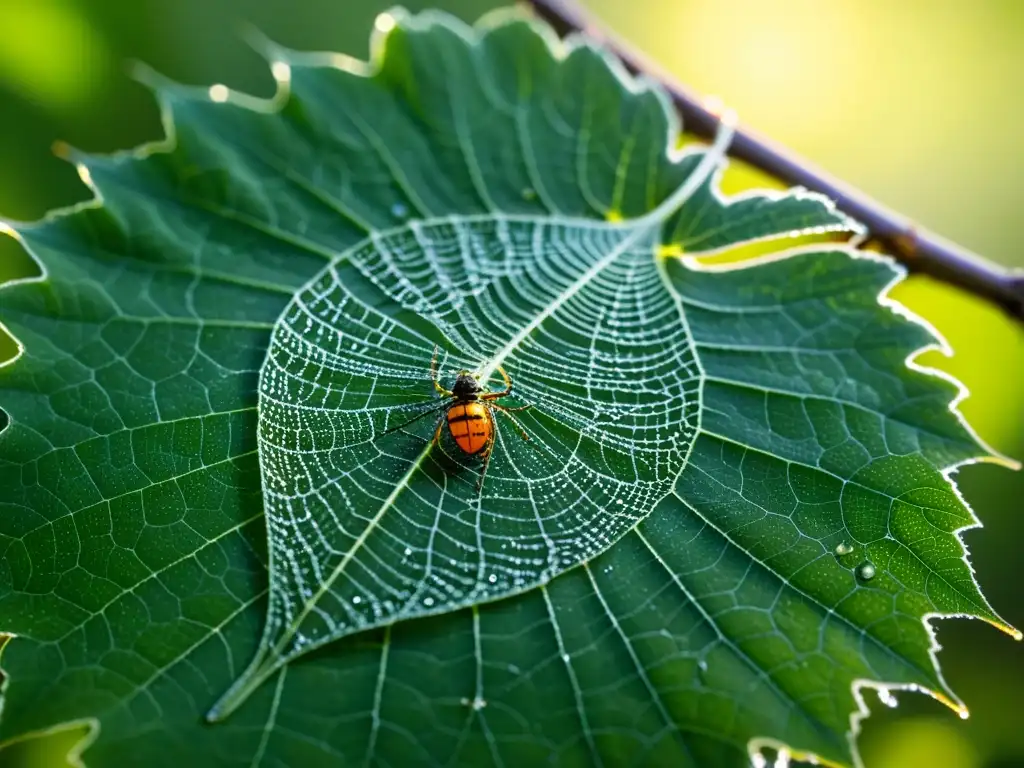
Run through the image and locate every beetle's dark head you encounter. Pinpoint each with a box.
[451,371,481,398]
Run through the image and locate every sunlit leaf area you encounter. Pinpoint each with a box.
[1,2,1022,767]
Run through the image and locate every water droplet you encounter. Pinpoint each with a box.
[857,562,876,581]
[352,596,362,605]
[561,653,570,663]
[877,689,897,708]
[487,574,497,584]
[834,542,853,556]
[375,12,396,34]
[423,596,435,607]
[404,547,412,556]
[390,202,409,219]
[271,61,291,83]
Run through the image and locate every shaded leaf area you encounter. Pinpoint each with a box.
[0,8,1006,768]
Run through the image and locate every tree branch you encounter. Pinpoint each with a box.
[522,0,1024,323]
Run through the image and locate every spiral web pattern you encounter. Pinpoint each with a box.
[256,214,700,663]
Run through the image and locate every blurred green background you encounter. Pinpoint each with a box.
[0,0,1021,766]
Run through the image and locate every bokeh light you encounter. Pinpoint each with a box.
[860,717,979,768]
[0,0,109,109]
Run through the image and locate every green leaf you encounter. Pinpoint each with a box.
[0,8,1015,767]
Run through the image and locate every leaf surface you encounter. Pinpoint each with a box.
[0,9,1014,768]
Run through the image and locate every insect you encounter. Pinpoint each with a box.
[381,347,531,487]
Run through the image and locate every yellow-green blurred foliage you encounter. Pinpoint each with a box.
[0,0,109,108]
[0,724,87,768]
[0,1,1021,766]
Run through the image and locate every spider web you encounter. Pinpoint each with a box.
[256,214,699,674]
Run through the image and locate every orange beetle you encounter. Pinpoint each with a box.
[381,347,531,487]
[430,349,531,485]
[444,400,493,456]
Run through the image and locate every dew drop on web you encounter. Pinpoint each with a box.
[856,562,876,581]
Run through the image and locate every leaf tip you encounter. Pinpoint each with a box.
[51,140,72,160]
[125,59,167,91]
[47,141,97,195]
[928,687,970,721]
[206,646,280,724]
[49,140,91,170]
[985,617,1023,641]
[236,21,288,64]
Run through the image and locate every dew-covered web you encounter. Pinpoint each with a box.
[256,214,701,662]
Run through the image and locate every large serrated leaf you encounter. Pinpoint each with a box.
[0,8,1016,767]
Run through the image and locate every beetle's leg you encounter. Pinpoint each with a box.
[432,418,444,447]
[377,403,448,440]
[481,365,513,399]
[492,404,530,442]
[497,365,513,396]
[495,403,531,412]
[432,346,454,398]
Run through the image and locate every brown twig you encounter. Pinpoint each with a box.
[522,0,1024,323]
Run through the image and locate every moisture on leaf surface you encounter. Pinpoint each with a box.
[0,7,1017,768]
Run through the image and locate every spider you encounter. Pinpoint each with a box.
[380,347,531,487]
